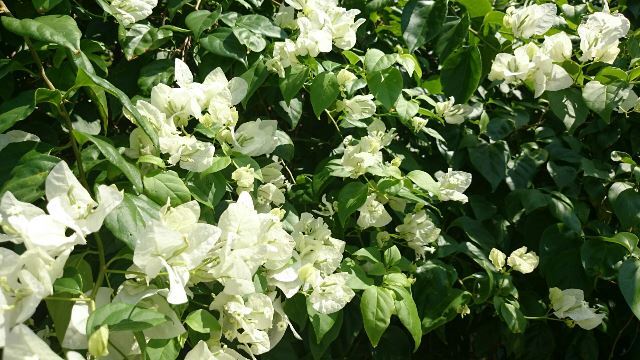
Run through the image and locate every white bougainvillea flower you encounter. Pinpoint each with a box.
[503,3,564,39]
[46,161,123,237]
[578,11,630,64]
[3,324,64,360]
[233,119,279,157]
[434,97,478,125]
[396,210,440,258]
[133,201,221,304]
[357,194,391,229]
[308,272,355,314]
[184,340,249,360]
[542,32,573,63]
[549,287,605,330]
[266,40,299,78]
[507,246,539,274]
[336,94,376,123]
[109,0,158,27]
[295,17,333,57]
[0,130,39,152]
[0,192,81,255]
[328,7,365,50]
[489,248,506,271]
[274,4,297,29]
[488,52,535,84]
[232,165,256,190]
[434,168,472,203]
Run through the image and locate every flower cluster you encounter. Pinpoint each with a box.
[549,287,605,330]
[267,0,365,77]
[490,3,630,98]
[0,162,122,352]
[489,247,539,274]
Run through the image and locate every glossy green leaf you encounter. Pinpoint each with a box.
[441,45,482,103]
[360,286,395,347]
[1,15,81,50]
[310,71,340,118]
[337,181,369,225]
[401,0,449,52]
[143,170,191,206]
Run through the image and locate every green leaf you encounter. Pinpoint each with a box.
[581,238,627,279]
[74,131,143,192]
[360,286,395,347]
[0,90,35,133]
[582,80,627,123]
[119,24,173,61]
[407,170,439,194]
[73,68,159,148]
[232,27,266,52]
[608,182,640,229]
[456,0,492,18]
[200,28,247,66]
[307,305,341,344]
[593,232,639,254]
[280,64,309,103]
[185,8,221,40]
[45,294,75,345]
[145,339,180,360]
[539,224,590,291]
[143,170,191,206]
[367,67,403,110]
[185,309,221,334]
[104,194,161,249]
[546,88,589,133]
[393,287,422,351]
[32,0,64,13]
[450,216,497,250]
[435,14,470,60]
[86,302,170,335]
[420,288,472,333]
[441,46,482,103]
[240,58,269,107]
[364,49,397,73]
[337,181,368,225]
[494,297,527,333]
[1,15,81,51]
[310,71,340,118]
[619,259,640,320]
[468,141,507,191]
[235,14,284,38]
[186,172,227,209]
[401,0,449,52]
[0,151,60,202]
[138,59,174,96]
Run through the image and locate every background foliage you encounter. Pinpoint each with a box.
[2,0,640,359]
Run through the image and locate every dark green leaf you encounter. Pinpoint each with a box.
[143,170,191,206]
[360,286,395,347]
[1,15,81,50]
[441,45,481,103]
[367,67,403,110]
[337,181,368,225]
[104,194,161,249]
[310,71,340,117]
[0,90,35,133]
[74,131,143,192]
[86,302,169,335]
[185,8,221,40]
[619,259,640,321]
[200,28,247,66]
[401,0,449,52]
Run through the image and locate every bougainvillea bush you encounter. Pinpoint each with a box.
[1,0,640,358]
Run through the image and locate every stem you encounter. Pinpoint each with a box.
[524,316,564,322]
[105,269,147,277]
[609,315,636,360]
[91,232,107,297]
[325,110,343,136]
[45,296,92,302]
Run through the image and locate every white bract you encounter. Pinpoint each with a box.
[434,97,477,125]
[504,3,564,39]
[357,194,391,229]
[578,11,630,64]
[542,32,573,62]
[133,201,221,304]
[549,288,605,330]
[489,43,573,98]
[489,248,506,271]
[233,119,279,157]
[396,210,440,258]
[434,168,472,203]
[507,246,539,274]
[46,161,123,237]
[337,94,377,123]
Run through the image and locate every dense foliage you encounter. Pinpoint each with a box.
[1,0,640,358]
